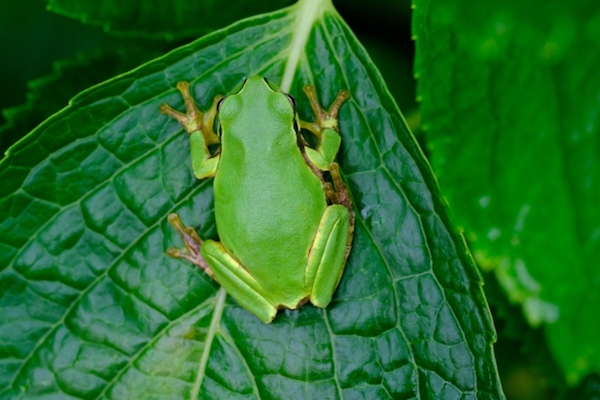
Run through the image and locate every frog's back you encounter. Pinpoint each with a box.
[212,78,327,308]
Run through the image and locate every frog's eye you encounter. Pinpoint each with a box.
[263,77,282,92]
[286,94,297,109]
[216,97,225,112]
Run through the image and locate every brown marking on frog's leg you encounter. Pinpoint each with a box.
[323,182,338,204]
[296,131,325,184]
[295,296,311,309]
[328,162,355,259]
[275,295,310,311]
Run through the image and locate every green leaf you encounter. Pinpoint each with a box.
[0,47,162,157]
[413,0,600,384]
[1,0,503,397]
[44,0,293,40]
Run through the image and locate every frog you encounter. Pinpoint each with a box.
[159,76,354,323]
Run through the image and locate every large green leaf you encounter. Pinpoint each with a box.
[0,0,503,397]
[45,0,293,40]
[413,0,600,384]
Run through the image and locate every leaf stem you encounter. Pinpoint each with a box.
[281,0,332,92]
[190,287,227,399]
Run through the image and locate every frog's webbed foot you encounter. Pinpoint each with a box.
[299,84,349,172]
[159,81,223,146]
[160,82,224,180]
[166,213,214,278]
[300,85,350,136]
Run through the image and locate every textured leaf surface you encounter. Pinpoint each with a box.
[1,0,503,398]
[45,0,293,40]
[413,0,600,384]
[0,47,161,157]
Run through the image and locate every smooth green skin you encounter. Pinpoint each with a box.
[169,77,350,323]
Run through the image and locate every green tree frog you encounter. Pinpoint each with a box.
[159,76,354,323]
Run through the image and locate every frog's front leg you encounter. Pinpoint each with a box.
[159,81,223,179]
[201,241,278,323]
[300,84,350,171]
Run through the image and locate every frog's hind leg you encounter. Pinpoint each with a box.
[306,204,350,308]
[201,240,278,324]
[167,214,277,323]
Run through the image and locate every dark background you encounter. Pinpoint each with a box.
[0,0,416,128]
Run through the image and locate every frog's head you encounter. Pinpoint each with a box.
[218,76,298,144]
[235,76,293,105]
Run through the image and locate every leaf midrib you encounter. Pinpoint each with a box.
[191,288,227,400]
[281,0,327,92]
